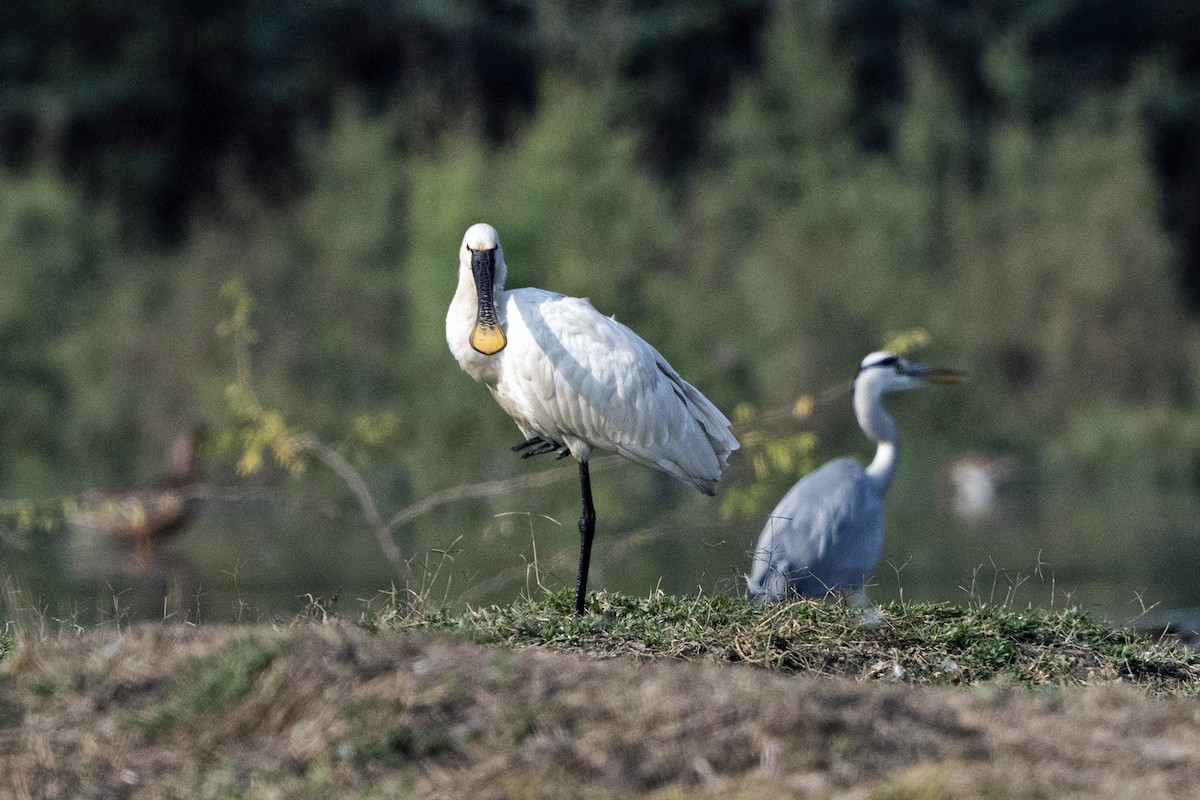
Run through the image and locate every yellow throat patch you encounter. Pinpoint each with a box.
[470,322,507,355]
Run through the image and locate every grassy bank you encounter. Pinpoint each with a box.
[6,590,1199,692]
[3,593,1199,798]
[383,590,1200,693]
[2,592,1200,796]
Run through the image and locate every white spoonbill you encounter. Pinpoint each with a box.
[447,223,739,614]
[746,351,963,603]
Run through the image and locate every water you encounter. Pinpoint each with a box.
[3,463,1199,638]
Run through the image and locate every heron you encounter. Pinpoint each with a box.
[447,223,739,615]
[746,352,963,603]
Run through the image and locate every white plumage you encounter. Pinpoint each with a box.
[747,351,963,603]
[447,223,738,613]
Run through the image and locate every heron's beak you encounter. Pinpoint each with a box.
[908,363,966,385]
[469,247,507,355]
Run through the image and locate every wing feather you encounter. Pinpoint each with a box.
[492,289,737,492]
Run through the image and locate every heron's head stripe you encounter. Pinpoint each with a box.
[856,354,899,378]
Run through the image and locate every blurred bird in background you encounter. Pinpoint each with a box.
[67,424,207,567]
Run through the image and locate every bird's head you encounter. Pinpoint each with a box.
[166,423,208,483]
[854,350,965,396]
[460,223,508,355]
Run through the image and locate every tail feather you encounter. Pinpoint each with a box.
[656,359,739,471]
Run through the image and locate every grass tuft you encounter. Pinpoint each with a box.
[384,590,1200,694]
[133,636,279,739]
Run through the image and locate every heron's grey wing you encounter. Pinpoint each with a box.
[747,458,882,600]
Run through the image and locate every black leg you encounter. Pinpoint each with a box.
[574,460,596,615]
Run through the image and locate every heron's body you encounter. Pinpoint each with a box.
[747,352,961,603]
[749,458,883,601]
[447,223,737,613]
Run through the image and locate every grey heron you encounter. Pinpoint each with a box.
[746,352,963,603]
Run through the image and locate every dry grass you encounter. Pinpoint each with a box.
[2,592,1199,799]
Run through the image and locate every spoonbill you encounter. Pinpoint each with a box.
[447,223,738,614]
[746,352,963,603]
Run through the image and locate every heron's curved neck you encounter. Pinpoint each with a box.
[854,388,899,495]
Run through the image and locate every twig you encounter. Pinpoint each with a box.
[378,453,624,539]
[294,431,627,584]
[293,433,408,581]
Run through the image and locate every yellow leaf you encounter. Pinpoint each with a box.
[752,453,768,480]
[237,449,264,476]
[792,394,814,420]
[883,327,931,356]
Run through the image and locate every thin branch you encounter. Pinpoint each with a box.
[293,433,409,581]
[293,432,627,584]
[380,453,624,539]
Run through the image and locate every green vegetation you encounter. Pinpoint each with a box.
[1,2,1197,499]
[2,1,1200,620]
[126,636,279,742]
[386,591,1200,694]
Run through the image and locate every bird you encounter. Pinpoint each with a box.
[943,453,1016,522]
[447,223,739,615]
[67,425,207,566]
[746,352,963,603]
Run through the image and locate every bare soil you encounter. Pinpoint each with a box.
[1,621,1198,799]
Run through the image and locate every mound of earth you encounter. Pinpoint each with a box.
[2,621,1198,798]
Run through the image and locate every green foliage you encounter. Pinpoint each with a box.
[2,2,1200,613]
[678,8,958,405]
[882,328,933,358]
[497,77,677,321]
[0,169,118,491]
[0,9,1189,494]
[218,279,309,478]
[720,401,818,520]
[0,498,62,536]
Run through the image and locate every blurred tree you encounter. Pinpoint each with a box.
[833,0,1200,299]
[0,169,115,491]
[0,0,538,240]
[947,68,1194,470]
[4,0,1199,302]
[2,0,1200,567]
